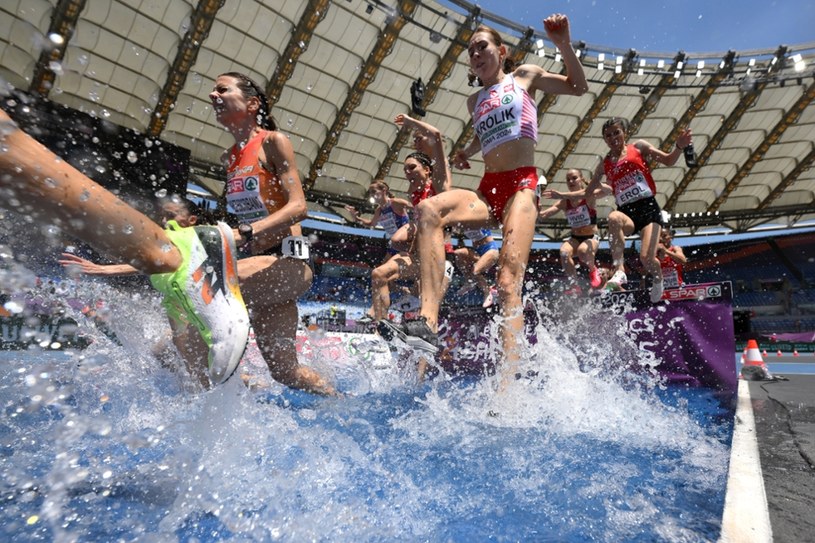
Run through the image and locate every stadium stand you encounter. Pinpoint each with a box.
[298,228,815,336]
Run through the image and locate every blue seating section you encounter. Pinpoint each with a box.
[300,232,815,333]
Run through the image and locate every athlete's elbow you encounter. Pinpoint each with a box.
[291,200,308,222]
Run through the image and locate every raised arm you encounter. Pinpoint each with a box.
[395,113,452,194]
[658,243,687,265]
[585,182,613,207]
[537,200,565,220]
[521,14,588,98]
[635,129,693,167]
[345,204,381,228]
[388,197,413,216]
[59,252,140,276]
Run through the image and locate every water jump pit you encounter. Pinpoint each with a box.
[1,282,740,541]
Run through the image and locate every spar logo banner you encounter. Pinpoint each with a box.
[605,282,728,306]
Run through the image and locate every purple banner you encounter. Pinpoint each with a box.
[438,282,737,396]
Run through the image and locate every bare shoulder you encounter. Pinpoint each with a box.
[632,139,656,152]
[514,63,547,80]
[263,130,291,149]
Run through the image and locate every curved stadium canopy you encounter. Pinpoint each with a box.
[1,0,814,241]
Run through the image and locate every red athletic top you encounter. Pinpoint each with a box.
[604,144,657,207]
[565,198,597,229]
[660,249,684,288]
[411,182,436,206]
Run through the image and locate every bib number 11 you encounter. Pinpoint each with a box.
[282,235,310,260]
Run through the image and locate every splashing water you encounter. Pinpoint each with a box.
[0,279,733,542]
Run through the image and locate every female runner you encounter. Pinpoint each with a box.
[383,15,587,383]
[583,117,691,302]
[539,168,611,294]
[210,72,335,394]
[369,113,452,322]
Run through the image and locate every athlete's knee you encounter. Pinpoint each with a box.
[371,265,391,285]
[607,211,626,230]
[495,266,522,297]
[415,198,442,228]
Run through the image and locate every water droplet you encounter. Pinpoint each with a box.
[0,120,16,137]
[79,189,90,202]
[306,83,314,92]
[122,224,134,235]
[44,177,58,189]
[48,33,64,46]
[126,150,138,163]
[154,188,167,198]
[47,61,63,75]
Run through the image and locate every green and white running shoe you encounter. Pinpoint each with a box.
[150,221,249,385]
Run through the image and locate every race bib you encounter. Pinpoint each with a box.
[565,205,592,229]
[663,269,680,289]
[614,171,654,206]
[282,236,310,260]
[444,260,455,280]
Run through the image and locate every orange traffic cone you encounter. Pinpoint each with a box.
[741,339,773,381]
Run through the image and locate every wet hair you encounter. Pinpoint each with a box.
[220,71,277,130]
[467,25,517,86]
[405,151,433,172]
[602,117,630,137]
[368,180,393,197]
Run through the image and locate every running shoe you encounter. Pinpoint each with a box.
[150,221,250,385]
[589,267,603,289]
[606,270,628,290]
[356,314,374,325]
[649,274,664,303]
[377,317,439,354]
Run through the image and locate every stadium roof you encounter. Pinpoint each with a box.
[1,0,814,240]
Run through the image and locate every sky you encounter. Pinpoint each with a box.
[439,0,813,54]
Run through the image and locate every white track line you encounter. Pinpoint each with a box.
[719,379,773,542]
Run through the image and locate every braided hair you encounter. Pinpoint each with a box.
[406,151,433,172]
